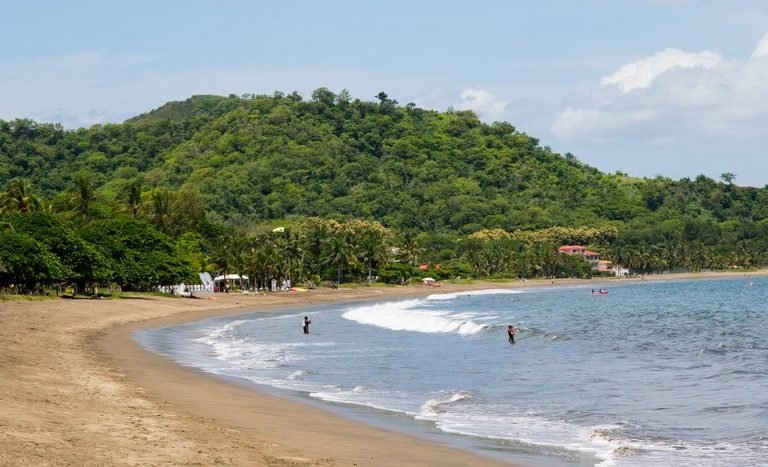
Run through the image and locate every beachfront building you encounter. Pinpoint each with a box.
[558,245,609,273]
[213,274,248,293]
[597,260,613,274]
[613,265,630,277]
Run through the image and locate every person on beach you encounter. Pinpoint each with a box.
[507,325,517,344]
[303,316,312,334]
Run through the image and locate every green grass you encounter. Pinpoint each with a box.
[0,293,56,302]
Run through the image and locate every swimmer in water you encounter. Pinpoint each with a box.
[507,325,518,344]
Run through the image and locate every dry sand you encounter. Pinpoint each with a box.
[0,270,762,466]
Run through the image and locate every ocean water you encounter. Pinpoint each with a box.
[137,277,768,466]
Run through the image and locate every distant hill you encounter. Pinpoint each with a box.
[1,89,767,241]
[125,95,240,127]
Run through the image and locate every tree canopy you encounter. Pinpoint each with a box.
[2,90,768,293]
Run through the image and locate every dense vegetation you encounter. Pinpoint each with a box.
[1,90,768,293]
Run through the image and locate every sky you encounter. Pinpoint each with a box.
[2,0,768,186]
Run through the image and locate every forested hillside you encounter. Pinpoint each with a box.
[2,89,768,293]
[3,91,766,232]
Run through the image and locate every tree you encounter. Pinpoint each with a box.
[720,172,736,185]
[79,218,194,291]
[325,227,355,284]
[0,179,42,214]
[399,230,422,266]
[377,262,414,285]
[117,180,144,219]
[311,87,336,106]
[0,230,65,292]
[209,234,235,292]
[69,175,97,225]
[8,212,110,294]
[335,89,351,106]
[351,220,391,283]
[148,189,174,235]
[170,185,207,236]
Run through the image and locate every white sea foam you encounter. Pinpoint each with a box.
[420,408,762,467]
[420,391,474,415]
[341,300,489,335]
[287,370,309,380]
[308,388,415,415]
[426,288,526,301]
[195,321,320,369]
[415,409,622,464]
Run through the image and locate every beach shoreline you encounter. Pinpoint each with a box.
[1,270,764,466]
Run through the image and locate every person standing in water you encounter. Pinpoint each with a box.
[507,325,518,344]
[302,316,312,334]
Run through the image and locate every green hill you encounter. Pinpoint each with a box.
[125,95,240,127]
[1,89,768,259]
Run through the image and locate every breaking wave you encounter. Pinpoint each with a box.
[420,391,474,415]
[341,300,490,335]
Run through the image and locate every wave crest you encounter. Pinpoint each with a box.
[427,289,526,301]
[342,300,489,335]
[421,391,474,415]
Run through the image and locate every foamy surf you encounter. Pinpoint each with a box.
[418,410,622,465]
[426,288,526,301]
[420,391,474,415]
[341,300,489,335]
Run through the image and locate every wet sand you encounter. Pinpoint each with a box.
[1,270,763,466]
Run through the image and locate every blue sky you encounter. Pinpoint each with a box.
[3,1,768,186]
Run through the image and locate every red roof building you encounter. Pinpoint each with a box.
[559,245,610,272]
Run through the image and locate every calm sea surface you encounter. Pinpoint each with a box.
[137,277,768,466]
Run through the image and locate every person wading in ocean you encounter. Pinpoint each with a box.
[303,316,312,334]
[508,325,518,344]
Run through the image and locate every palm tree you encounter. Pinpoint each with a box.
[149,189,174,235]
[400,231,422,266]
[285,229,305,283]
[229,235,251,290]
[69,176,96,224]
[325,230,356,285]
[117,180,144,219]
[0,178,42,214]
[209,236,234,292]
[357,232,390,284]
[300,218,333,278]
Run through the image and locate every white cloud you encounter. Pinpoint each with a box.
[551,34,768,143]
[456,87,508,120]
[751,32,768,59]
[550,107,602,139]
[599,48,722,93]
[551,107,657,140]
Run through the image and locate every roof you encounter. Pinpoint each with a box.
[213,274,249,281]
[559,245,600,256]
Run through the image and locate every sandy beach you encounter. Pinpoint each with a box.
[1,271,763,466]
